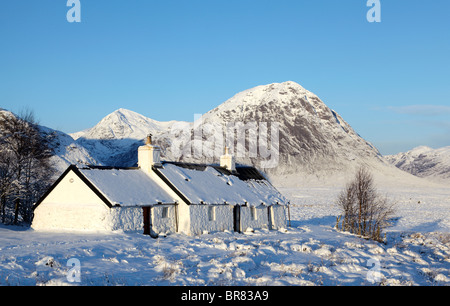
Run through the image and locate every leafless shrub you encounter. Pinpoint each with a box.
[336,167,395,242]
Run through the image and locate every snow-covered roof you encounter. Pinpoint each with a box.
[154,162,288,206]
[79,167,176,207]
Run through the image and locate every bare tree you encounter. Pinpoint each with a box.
[0,109,54,225]
[336,167,395,242]
[0,148,15,223]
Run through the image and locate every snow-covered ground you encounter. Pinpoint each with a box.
[0,186,448,286]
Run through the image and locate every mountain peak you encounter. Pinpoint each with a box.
[74,108,166,141]
[410,146,433,153]
[203,80,330,125]
[239,81,310,97]
[105,108,147,122]
[274,80,307,89]
[113,108,141,116]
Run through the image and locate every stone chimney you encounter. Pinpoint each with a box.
[220,146,236,172]
[138,134,162,173]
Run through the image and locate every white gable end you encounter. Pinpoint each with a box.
[41,169,107,206]
[32,169,111,231]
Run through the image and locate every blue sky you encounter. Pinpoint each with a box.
[0,0,449,155]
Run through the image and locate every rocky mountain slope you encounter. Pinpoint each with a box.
[386,146,450,183]
[199,82,384,176]
[0,108,99,177]
[40,125,99,171]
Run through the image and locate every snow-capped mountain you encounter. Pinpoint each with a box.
[71,108,179,141]
[4,86,434,188]
[386,146,450,183]
[199,81,384,177]
[59,81,427,187]
[71,108,186,167]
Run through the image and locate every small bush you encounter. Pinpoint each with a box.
[336,167,395,242]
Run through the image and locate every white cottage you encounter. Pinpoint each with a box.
[33,136,289,236]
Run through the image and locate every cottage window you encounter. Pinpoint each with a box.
[208,206,216,221]
[161,207,169,219]
[251,207,257,221]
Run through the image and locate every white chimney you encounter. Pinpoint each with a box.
[220,146,236,172]
[138,134,162,173]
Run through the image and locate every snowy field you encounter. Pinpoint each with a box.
[0,186,449,286]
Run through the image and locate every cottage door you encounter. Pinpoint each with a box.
[233,205,241,233]
[143,207,150,235]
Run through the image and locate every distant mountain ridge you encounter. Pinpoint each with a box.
[3,82,441,188]
[55,81,431,187]
[386,146,450,183]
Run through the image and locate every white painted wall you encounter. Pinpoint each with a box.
[151,205,177,234]
[240,205,270,231]
[32,170,112,231]
[110,207,142,232]
[270,205,287,229]
[189,205,233,235]
[110,205,177,234]
[187,204,287,235]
